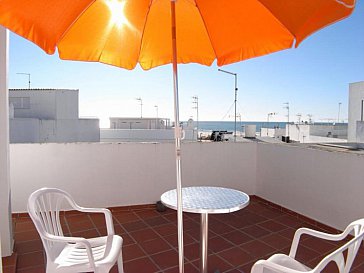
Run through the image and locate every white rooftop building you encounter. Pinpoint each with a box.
[287,123,347,143]
[109,117,171,129]
[9,89,99,143]
[101,117,197,142]
[348,81,364,142]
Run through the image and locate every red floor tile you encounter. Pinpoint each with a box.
[192,254,233,273]
[259,233,292,250]
[10,198,363,273]
[113,211,140,224]
[67,220,95,233]
[15,240,43,255]
[139,237,172,255]
[163,262,199,273]
[241,224,271,239]
[2,252,17,267]
[122,220,148,232]
[153,222,178,236]
[17,265,46,273]
[163,232,197,248]
[124,256,159,273]
[17,251,44,270]
[123,243,146,262]
[241,240,276,259]
[150,249,179,270]
[300,236,339,255]
[208,236,235,253]
[14,230,40,243]
[218,246,254,267]
[14,222,36,233]
[71,228,100,238]
[184,242,200,262]
[134,209,162,219]
[224,229,254,246]
[257,220,287,233]
[129,228,159,243]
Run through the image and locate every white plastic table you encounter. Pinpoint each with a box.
[161,186,250,273]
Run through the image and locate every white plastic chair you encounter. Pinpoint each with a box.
[251,219,364,273]
[27,188,124,273]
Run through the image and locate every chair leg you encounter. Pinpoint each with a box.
[117,253,124,273]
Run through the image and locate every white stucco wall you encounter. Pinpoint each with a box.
[0,26,13,257]
[10,142,257,212]
[55,119,100,142]
[9,118,100,143]
[10,90,56,119]
[348,81,364,142]
[9,140,364,231]
[357,121,364,143]
[288,124,310,142]
[10,89,79,120]
[256,142,364,230]
[10,118,41,143]
[55,90,78,119]
[100,128,196,142]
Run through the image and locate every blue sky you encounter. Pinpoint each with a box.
[8,2,364,127]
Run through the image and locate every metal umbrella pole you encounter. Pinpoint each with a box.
[170,1,184,273]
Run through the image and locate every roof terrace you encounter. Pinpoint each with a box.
[2,141,364,272]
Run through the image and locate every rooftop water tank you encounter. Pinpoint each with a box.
[245,125,256,138]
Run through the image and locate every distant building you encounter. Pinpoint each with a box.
[101,117,197,142]
[348,81,364,142]
[9,89,99,143]
[109,117,171,129]
[287,123,347,143]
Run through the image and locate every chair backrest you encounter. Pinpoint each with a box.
[315,219,364,273]
[27,188,76,260]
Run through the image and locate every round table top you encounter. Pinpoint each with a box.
[161,186,250,214]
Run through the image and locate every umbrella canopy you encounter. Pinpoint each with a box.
[0,0,356,70]
[0,1,356,272]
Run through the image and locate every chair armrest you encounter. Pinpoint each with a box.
[44,234,96,270]
[252,259,306,273]
[313,233,364,272]
[68,202,115,236]
[289,227,346,258]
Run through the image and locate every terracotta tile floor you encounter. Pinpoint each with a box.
[3,197,364,273]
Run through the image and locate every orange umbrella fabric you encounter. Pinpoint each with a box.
[0,0,355,70]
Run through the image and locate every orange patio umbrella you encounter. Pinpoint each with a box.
[0,0,356,272]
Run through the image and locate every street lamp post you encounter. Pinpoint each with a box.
[136,97,143,118]
[154,105,158,128]
[17,72,31,89]
[338,102,342,123]
[218,69,238,142]
[283,102,290,137]
[192,96,199,140]
[296,113,302,124]
[267,112,276,136]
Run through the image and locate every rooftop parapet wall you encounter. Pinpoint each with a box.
[9,141,363,231]
[256,142,364,230]
[10,142,257,212]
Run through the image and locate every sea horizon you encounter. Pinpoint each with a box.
[183,120,348,132]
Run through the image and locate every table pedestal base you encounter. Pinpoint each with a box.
[200,213,208,273]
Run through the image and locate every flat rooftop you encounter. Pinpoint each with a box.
[4,196,364,273]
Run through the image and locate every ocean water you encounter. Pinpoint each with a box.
[189,121,287,132]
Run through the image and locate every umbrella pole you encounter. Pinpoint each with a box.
[170,1,184,273]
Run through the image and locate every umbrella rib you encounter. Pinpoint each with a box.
[97,23,119,64]
[335,0,356,8]
[194,2,218,61]
[56,0,97,47]
[293,1,354,48]
[137,0,154,66]
[255,0,297,46]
